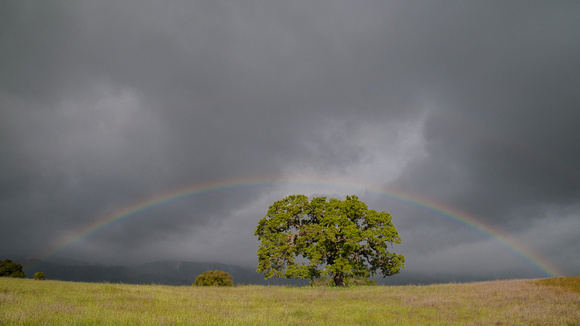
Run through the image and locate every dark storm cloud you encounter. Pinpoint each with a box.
[1,1,578,276]
[391,2,580,224]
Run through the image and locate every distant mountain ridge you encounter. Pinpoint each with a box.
[20,258,306,285]
[11,257,505,286]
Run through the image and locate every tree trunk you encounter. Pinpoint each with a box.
[333,272,346,287]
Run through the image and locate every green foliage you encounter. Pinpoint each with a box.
[194,270,234,286]
[255,195,405,286]
[0,259,26,278]
[33,272,46,280]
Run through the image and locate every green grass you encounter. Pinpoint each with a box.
[1,277,579,325]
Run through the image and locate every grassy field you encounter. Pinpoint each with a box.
[1,277,579,325]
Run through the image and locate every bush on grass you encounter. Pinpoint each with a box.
[33,272,46,280]
[194,270,234,286]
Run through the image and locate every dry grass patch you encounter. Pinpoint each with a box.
[536,276,580,294]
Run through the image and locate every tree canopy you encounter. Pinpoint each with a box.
[255,195,405,286]
[0,259,26,278]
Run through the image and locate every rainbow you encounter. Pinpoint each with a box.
[31,175,564,277]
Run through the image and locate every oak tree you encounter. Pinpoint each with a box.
[255,195,405,286]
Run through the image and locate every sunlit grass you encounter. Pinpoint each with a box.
[1,277,579,325]
[536,276,580,294]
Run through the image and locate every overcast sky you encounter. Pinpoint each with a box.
[2,1,579,280]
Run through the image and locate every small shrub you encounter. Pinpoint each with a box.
[194,270,234,286]
[33,272,46,280]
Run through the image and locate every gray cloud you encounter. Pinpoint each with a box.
[1,1,578,278]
